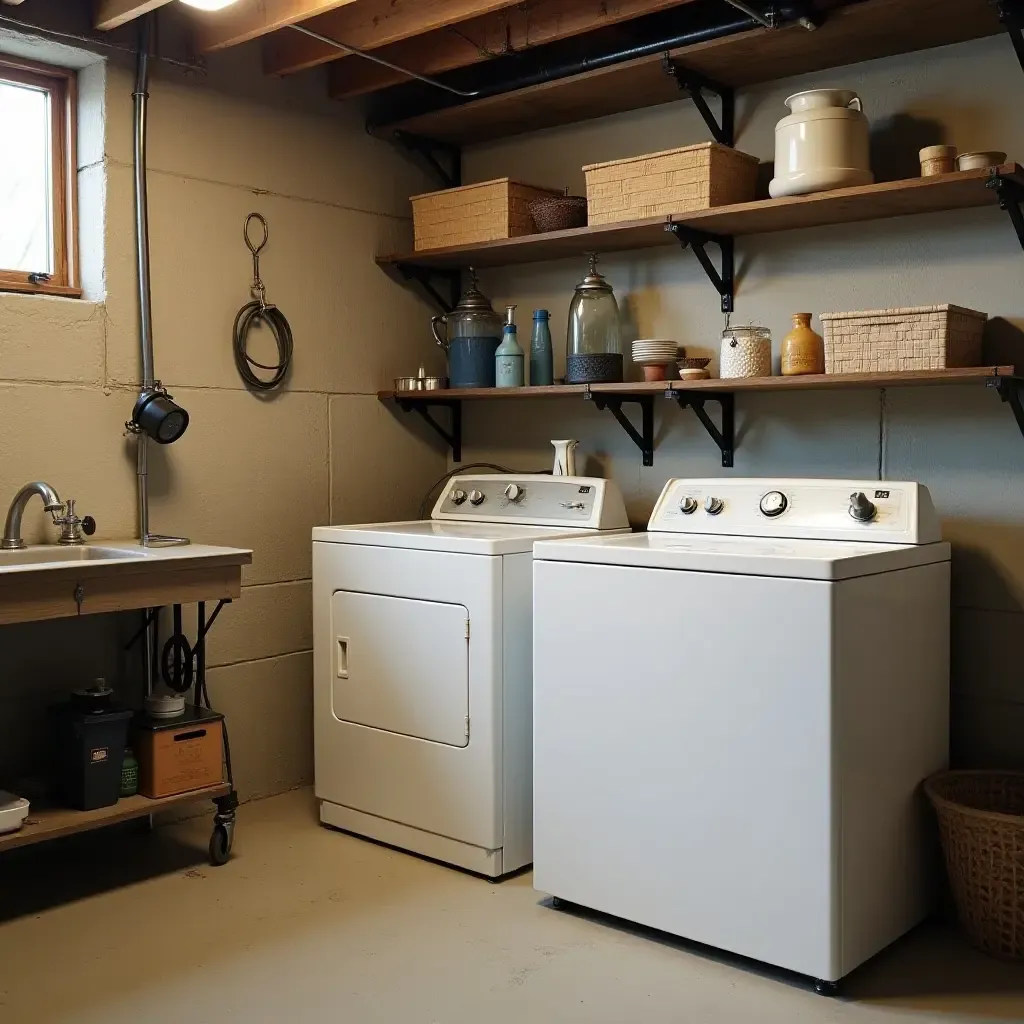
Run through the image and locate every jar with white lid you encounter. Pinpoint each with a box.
[720,325,772,379]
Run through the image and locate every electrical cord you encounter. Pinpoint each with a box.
[232,301,294,391]
[418,462,511,518]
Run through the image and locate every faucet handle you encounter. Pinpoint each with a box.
[82,516,96,537]
[54,498,95,546]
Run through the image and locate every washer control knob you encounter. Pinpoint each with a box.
[759,490,788,518]
[504,483,524,503]
[468,490,485,506]
[678,496,698,515]
[451,488,468,505]
[704,496,724,516]
[848,491,876,522]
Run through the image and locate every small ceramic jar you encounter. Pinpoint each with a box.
[919,145,957,177]
[720,326,772,379]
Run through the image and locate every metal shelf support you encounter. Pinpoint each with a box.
[995,0,1024,74]
[990,376,1024,438]
[586,391,655,465]
[397,397,462,462]
[395,263,461,314]
[987,172,1024,251]
[670,391,736,467]
[392,130,462,190]
[661,56,735,147]
[666,223,735,313]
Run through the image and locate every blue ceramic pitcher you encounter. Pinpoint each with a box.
[431,270,502,389]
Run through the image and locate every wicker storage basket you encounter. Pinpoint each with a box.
[583,143,759,226]
[925,771,1024,960]
[820,304,986,373]
[411,178,561,251]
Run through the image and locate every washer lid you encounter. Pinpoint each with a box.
[312,520,624,556]
[533,532,950,580]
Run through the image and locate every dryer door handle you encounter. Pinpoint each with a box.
[337,636,349,679]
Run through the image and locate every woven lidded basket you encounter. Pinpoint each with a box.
[411,178,561,251]
[925,771,1024,960]
[583,142,759,227]
[819,304,986,373]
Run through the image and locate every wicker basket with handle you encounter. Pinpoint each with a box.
[925,771,1024,960]
[820,304,986,373]
[411,178,562,251]
[583,143,759,226]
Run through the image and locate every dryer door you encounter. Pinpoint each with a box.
[331,591,470,748]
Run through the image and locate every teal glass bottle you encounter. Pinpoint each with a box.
[529,309,553,386]
[495,305,525,388]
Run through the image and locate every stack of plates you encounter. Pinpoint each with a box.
[631,339,680,366]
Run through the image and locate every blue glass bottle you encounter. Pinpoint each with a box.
[529,309,553,386]
[495,305,525,388]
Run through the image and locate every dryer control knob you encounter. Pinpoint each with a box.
[469,489,486,506]
[451,488,468,505]
[679,496,698,515]
[759,490,788,518]
[704,496,724,516]
[848,491,876,522]
[504,483,524,503]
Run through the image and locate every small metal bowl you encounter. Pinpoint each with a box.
[394,372,448,392]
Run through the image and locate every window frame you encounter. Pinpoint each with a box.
[0,55,79,299]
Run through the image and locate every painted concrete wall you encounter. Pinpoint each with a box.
[459,34,1024,769]
[0,8,444,799]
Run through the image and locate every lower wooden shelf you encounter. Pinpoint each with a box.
[0,783,231,853]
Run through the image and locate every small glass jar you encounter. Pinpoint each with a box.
[566,253,623,384]
[720,325,772,379]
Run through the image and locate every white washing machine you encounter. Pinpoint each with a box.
[533,478,950,991]
[313,474,628,878]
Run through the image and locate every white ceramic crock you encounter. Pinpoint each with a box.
[769,88,874,199]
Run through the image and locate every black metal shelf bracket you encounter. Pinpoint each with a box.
[397,397,463,461]
[989,376,1024,438]
[670,390,736,467]
[995,0,1024,74]
[392,129,462,190]
[666,223,735,313]
[585,390,655,465]
[395,263,461,314]
[661,55,735,147]
[987,172,1024,251]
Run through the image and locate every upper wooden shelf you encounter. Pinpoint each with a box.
[378,367,1017,402]
[378,166,1023,271]
[376,0,1002,145]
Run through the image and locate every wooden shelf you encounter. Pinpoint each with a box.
[379,367,1017,403]
[377,0,1002,145]
[0,784,231,853]
[379,167,1023,272]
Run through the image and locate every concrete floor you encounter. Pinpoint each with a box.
[0,789,1021,1023]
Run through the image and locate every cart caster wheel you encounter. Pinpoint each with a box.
[814,979,839,997]
[209,824,232,866]
[551,896,567,910]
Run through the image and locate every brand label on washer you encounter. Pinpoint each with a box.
[578,486,592,493]
[875,490,890,499]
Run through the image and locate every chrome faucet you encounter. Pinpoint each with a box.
[1,482,96,549]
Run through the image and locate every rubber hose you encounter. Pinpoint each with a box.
[232,301,293,391]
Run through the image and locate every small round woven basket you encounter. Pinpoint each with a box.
[925,770,1024,960]
[530,190,587,233]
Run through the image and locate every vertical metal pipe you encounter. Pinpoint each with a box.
[133,17,155,390]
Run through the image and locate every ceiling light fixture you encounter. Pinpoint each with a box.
[178,0,242,11]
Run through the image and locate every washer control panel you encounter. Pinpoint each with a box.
[650,479,941,545]
[433,475,629,531]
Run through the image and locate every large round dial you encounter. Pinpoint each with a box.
[704,496,724,516]
[678,495,698,515]
[759,490,788,518]
[848,491,876,522]
[504,483,524,503]
[469,489,485,506]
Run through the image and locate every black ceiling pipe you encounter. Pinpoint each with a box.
[366,0,835,130]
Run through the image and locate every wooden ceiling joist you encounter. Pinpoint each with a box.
[194,0,361,53]
[327,0,699,100]
[94,0,172,32]
[261,0,532,76]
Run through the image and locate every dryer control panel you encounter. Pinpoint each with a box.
[433,475,629,531]
[649,478,941,545]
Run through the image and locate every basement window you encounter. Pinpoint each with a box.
[0,55,78,298]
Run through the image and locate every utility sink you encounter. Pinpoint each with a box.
[0,545,147,566]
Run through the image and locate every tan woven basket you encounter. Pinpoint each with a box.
[820,304,986,373]
[411,178,562,251]
[583,143,759,226]
[925,771,1024,960]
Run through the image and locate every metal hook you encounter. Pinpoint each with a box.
[244,212,269,310]
[245,212,268,255]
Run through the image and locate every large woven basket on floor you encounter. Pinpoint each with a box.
[925,771,1024,960]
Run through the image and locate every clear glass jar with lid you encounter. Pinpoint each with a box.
[430,268,503,388]
[566,253,623,384]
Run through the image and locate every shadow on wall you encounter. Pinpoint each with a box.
[870,114,949,183]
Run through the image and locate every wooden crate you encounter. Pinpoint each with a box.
[820,304,987,373]
[411,178,562,250]
[583,143,759,226]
